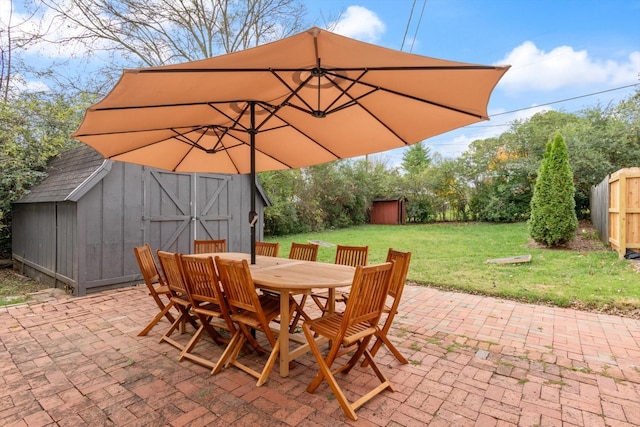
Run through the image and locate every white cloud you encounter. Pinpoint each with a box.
[496,41,640,93]
[330,6,385,43]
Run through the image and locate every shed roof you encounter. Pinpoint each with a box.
[15,144,272,206]
[15,145,110,204]
[372,196,407,202]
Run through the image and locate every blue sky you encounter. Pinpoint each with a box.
[305,0,640,163]
[3,0,639,164]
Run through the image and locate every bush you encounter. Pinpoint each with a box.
[528,133,578,246]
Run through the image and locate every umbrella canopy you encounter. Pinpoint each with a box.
[73,26,509,262]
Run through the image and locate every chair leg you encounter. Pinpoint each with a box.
[362,320,408,367]
[149,292,177,324]
[212,330,244,375]
[179,325,203,360]
[289,295,312,333]
[363,334,409,366]
[159,304,195,350]
[256,339,280,387]
[159,313,188,350]
[302,323,358,420]
[138,300,176,336]
[303,324,394,421]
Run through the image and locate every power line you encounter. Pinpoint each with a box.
[409,0,428,53]
[400,0,417,52]
[421,83,640,154]
[492,83,639,117]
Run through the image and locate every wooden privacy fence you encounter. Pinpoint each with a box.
[590,174,609,248]
[592,167,640,257]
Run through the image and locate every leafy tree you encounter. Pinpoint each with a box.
[461,135,531,222]
[528,133,577,246]
[259,169,304,235]
[426,157,469,221]
[0,91,86,256]
[401,141,431,175]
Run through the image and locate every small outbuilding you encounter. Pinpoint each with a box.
[12,145,270,296]
[370,196,407,225]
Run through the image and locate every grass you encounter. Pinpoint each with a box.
[3,222,637,313]
[265,222,640,314]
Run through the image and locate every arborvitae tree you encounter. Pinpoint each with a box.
[528,133,578,246]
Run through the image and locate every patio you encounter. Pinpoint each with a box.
[2,284,640,426]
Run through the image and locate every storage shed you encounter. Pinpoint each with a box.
[12,145,270,296]
[370,197,407,225]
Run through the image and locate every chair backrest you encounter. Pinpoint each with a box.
[214,256,277,344]
[255,241,280,257]
[133,243,164,288]
[340,261,395,334]
[335,245,369,267]
[214,257,260,314]
[288,242,319,261]
[157,250,188,295]
[180,254,226,308]
[193,239,227,254]
[385,249,412,299]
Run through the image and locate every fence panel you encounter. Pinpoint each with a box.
[590,174,609,247]
[608,167,640,257]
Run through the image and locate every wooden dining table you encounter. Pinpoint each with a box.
[198,252,355,377]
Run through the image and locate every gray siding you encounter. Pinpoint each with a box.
[56,202,77,286]
[13,148,267,296]
[12,202,77,291]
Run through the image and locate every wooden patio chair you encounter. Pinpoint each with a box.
[178,254,236,370]
[302,261,396,421]
[156,250,199,351]
[334,244,369,267]
[288,242,320,332]
[133,243,177,336]
[212,256,291,386]
[362,249,411,366]
[193,239,227,254]
[288,242,319,262]
[310,245,369,313]
[255,241,280,257]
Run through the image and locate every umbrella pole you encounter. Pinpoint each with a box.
[250,102,257,265]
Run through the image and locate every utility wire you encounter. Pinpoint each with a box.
[409,0,428,53]
[491,83,639,117]
[400,0,417,51]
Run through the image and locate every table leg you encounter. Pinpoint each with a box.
[279,291,290,377]
[327,288,336,314]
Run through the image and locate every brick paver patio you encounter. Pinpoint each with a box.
[1,284,639,426]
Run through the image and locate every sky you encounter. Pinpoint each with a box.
[306,0,640,164]
[3,0,639,165]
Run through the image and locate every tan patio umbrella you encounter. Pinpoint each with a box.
[73,27,509,263]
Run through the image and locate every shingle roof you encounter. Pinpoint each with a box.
[15,145,108,203]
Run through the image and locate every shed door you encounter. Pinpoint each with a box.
[144,170,233,253]
[194,174,232,242]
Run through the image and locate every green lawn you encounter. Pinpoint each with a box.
[265,222,640,313]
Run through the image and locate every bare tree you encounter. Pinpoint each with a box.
[40,0,307,68]
[0,0,51,100]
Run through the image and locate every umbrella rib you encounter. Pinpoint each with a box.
[267,110,342,161]
[269,69,318,117]
[320,69,369,114]
[325,69,488,120]
[204,101,297,170]
[135,65,502,73]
